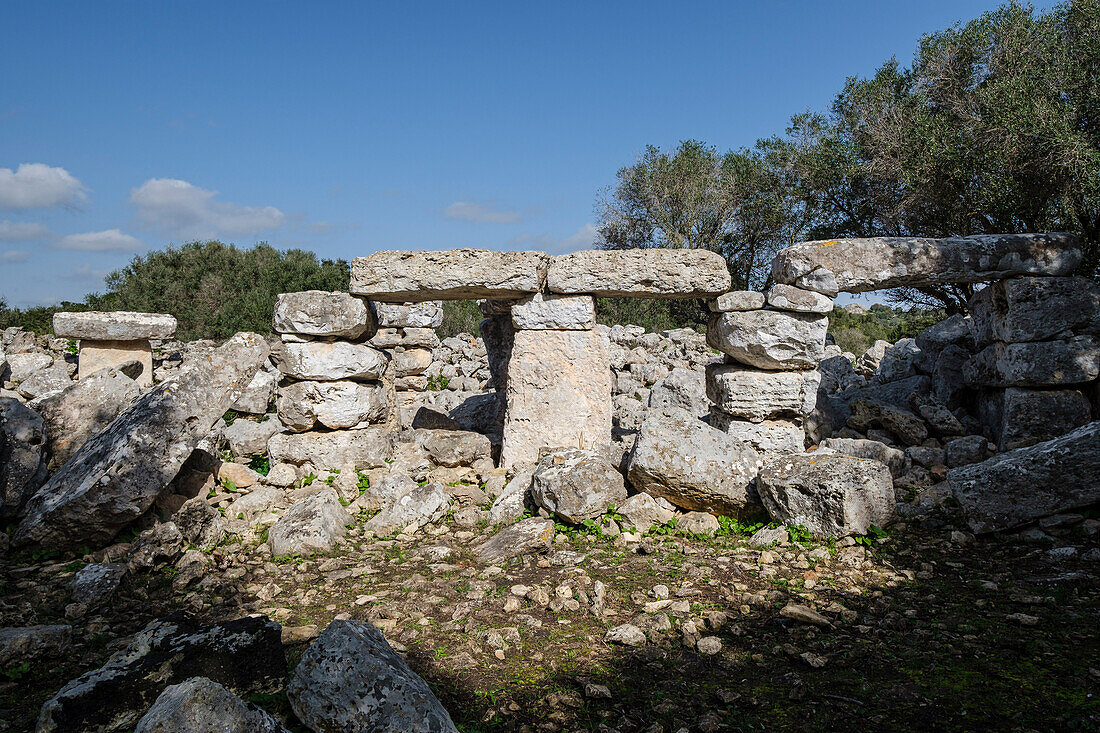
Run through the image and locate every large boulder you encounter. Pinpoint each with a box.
[268,489,349,556]
[948,421,1100,533]
[230,368,279,414]
[531,449,627,524]
[963,336,1100,387]
[135,677,289,733]
[474,517,555,563]
[707,310,827,370]
[968,275,1099,346]
[351,249,548,301]
[277,341,388,381]
[771,233,1081,293]
[547,249,730,298]
[706,364,819,422]
[277,380,390,431]
[412,429,493,467]
[995,387,1093,450]
[268,428,394,471]
[29,365,141,472]
[13,333,269,550]
[273,290,374,339]
[365,482,449,536]
[628,407,760,516]
[16,360,73,400]
[36,615,286,733]
[0,397,45,518]
[288,619,457,732]
[0,624,71,668]
[756,452,895,538]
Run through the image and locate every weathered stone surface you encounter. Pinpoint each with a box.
[708,291,765,312]
[29,365,140,472]
[479,314,514,394]
[488,467,533,525]
[945,435,993,468]
[36,615,286,733]
[874,338,921,383]
[963,337,1100,387]
[707,311,827,370]
[997,387,1092,450]
[968,276,1100,345]
[365,482,449,536]
[69,562,127,607]
[393,347,433,377]
[949,421,1100,533]
[77,339,153,386]
[511,292,596,330]
[269,489,348,556]
[16,360,72,399]
[135,677,289,733]
[648,367,710,417]
[848,399,928,446]
[706,364,819,422]
[351,249,548,301]
[53,310,177,340]
[13,333,268,550]
[679,511,720,536]
[278,340,388,381]
[501,329,611,467]
[127,522,185,572]
[474,517,555,563]
[223,417,281,457]
[277,380,390,432]
[370,300,444,329]
[771,233,1081,294]
[273,290,373,338]
[820,438,906,477]
[5,352,51,383]
[0,624,71,669]
[766,284,834,313]
[628,407,761,516]
[757,453,896,538]
[173,496,227,551]
[0,397,45,518]
[413,429,493,467]
[268,429,395,470]
[288,619,457,733]
[531,449,627,524]
[231,368,279,414]
[709,412,806,454]
[548,249,731,298]
[618,492,674,532]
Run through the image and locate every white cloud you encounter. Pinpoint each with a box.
[0,163,87,210]
[62,263,112,281]
[130,178,286,238]
[507,223,598,255]
[55,228,143,252]
[445,201,522,224]
[0,219,50,242]
[1,250,29,263]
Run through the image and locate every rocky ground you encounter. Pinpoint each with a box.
[2,504,1096,732]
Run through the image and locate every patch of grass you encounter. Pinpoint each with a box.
[247,455,270,476]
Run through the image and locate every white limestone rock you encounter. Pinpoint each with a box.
[707,310,827,370]
[765,284,834,313]
[530,448,627,524]
[548,248,730,298]
[267,429,394,471]
[709,412,806,454]
[510,292,596,330]
[52,311,177,340]
[705,364,820,422]
[278,341,388,381]
[708,291,765,312]
[268,489,349,556]
[272,291,373,339]
[351,249,548,301]
[370,300,444,328]
[276,380,390,432]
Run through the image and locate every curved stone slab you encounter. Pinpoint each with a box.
[771,233,1081,294]
[548,249,730,298]
[53,311,177,340]
[350,249,548,301]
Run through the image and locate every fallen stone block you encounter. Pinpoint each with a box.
[531,448,626,524]
[820,437,906,477]
[269,489,349,556]
[547,249,730,298]
[351,249,548,301]
[0,397,46,518]
[0,624,71,669]
[474,517,555,563]
[365,482,449,536]
[134,677,289,733]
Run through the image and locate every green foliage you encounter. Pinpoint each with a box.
[426,375,450,391]
[715,515,767,537]
[439,300,483,338]
[853,525,889,546]
[247,455,270,476]
[357,471,370,495]
[3,662,32,681]
[595,298,706,333]
[828,304,945,354]
[786,524,814,544]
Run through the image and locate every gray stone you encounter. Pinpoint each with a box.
[547,249,730,298]
[679,511,720,536]
[488,467,533,525]
[173,497,227,551]
[820,438,906,477]
[268,428,394,470]
[817,354,864,394]
[392,347,433,377]
[531,449,627,524]
[949,422,1100,533]
[747,526,788,547]
[135,677,289,733]
[945,435,993,468]
[474,517,555,563]
[5,351,52,383]
[854,340,890,379]
[351,249,548,301]
[273,291,374,338]
[648,366,710,417]
[269,489,348,556]
[413,429,493,467]
[915,313,974,355]
[230,368,278,414]
[0,397,45,518]
[0,624,71,669]
[36,615,286,733]
[222,417,281,458]
[230,485,283,520]
[371,300,444,328]
[365,481,449,535]
[277,380,390,431]
[69,562,127,607]
[998,387,1092,450]
[707,310,827,370]
[510,292,596,330]
[479,314,514,393]
[53,311,177,340]
[964,337,1100,387]
[16,361,72,399]
[706,364,819,422]
[278,340,388,381]
[771,233,1081,294]
[14,333,268,550]
[708,291,765,312]
[127,522,185,571]
[766,284,834,313]
[874,338,921,383]
[968,276,1100,345]
[709,412,806,454]
[628,407,760,516]
[847,399,928,446]
[288,619,457,733]
[756,452,896,538]
[617,492,674,532]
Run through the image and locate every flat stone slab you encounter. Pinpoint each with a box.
[771,233,1081,294]
[547,249,731,298]
[53,311,177,341]
[350,249,548,301]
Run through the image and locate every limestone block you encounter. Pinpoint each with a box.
[392,347,433,377]
[968,276,1100,346]
[369,301,443,328]
[547,249,730,298]
[707,310,827,370]
[765,284,834,313]
[350,249,548,301]
[510,292,596,330]
[705,364,820,422]
[963,336,1100,387]
[53,311,177,341]
[278,341,388,381]
[708,412,806,454]
[231,368,278,414]
[276,380,390,432]
[500,329,611,467]
[708,291,765,312]
[79,339,154,387]
[771,233,1081,294]
[273,291,374,339]
[267,429,394,470]
[997,387,1092,450]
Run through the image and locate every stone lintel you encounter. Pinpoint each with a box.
[53,311,177,341]
[350,249,549,301]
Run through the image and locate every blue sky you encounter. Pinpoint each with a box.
[0,0,1048,306]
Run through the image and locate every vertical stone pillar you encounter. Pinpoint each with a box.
[499,293,611,468]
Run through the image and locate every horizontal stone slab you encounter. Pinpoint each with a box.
[273,291,373,338]
[707,310,827,370]
[370,301,443,329]
[53,311,177,341]
[350,249,548,301]
[277,341,389,381]
[708,291,765,312]
[705,363,820,422]
[547,249,731,298]
[771,233,1081,294]
[268,428,394,471]
[765,284,833,314]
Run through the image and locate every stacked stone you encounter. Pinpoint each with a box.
[704,285,831,454]
[52,311,177,388]
[366,300,442,393]
[271,291,392,432]
[964,275,1099,450]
